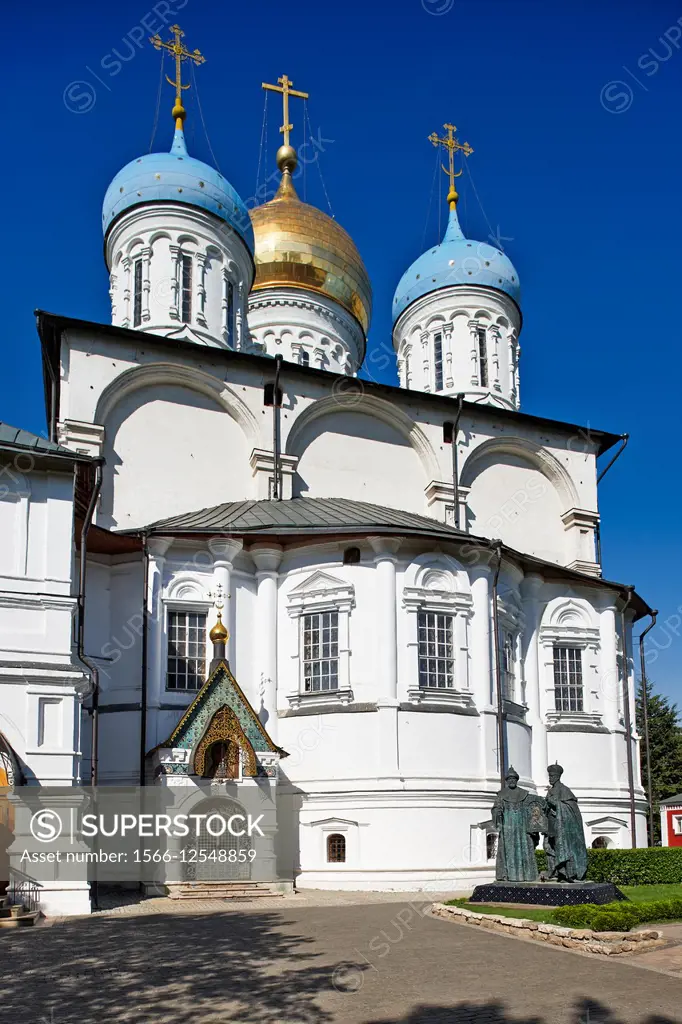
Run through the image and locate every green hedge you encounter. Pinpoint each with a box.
[553,898,682,932]
[535,847,682,885]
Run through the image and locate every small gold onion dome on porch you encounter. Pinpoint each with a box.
[209,611,228,644]
[249,146,372,335]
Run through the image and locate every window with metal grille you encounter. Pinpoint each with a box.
[502,632,516,700]
[327,833,346,863]
[133,259,143,327]
[434,332,443,391]
[180,254,192,323]
[553,645,583,712]
[226,281,234,347]
[167,610,207,691]
[299,349,310,367]
[418,611,454,688]
[303,611,339,691]
[477,327,488,387]
[486,833,498,861]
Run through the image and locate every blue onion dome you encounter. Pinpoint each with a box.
[392,204,520,324]
[102,127,254,251]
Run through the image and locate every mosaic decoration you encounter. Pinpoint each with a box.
[152,660,285,778]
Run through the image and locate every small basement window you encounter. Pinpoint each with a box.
[263,382,283,407]
[327,833,346,863]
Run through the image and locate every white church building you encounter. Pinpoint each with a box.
[1,46,651,915]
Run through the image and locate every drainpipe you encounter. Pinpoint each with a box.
[272,354,283,500]
[595,434,629,570]
[620,586,637,848]
[638,609,658,846]
[450,393,465,530]
[490,541,505,788]
[597,433,629,484]
[139,534,150,787]
[76,463,103,785]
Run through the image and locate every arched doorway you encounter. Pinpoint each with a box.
[203,740,240,780]
[192,706,258,781]
[182,798,252,883]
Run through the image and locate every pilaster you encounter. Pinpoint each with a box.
[251,544,283,742]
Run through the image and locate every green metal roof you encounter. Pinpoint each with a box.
[134,498,466,539]
[120,497,652,621]
[0,422,91,463]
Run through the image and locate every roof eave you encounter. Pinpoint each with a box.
[34,310,622,456]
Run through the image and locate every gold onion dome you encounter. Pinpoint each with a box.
[209,611,228,644]
[249,149,372,336]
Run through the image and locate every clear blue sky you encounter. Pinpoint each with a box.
[3,0,681,700]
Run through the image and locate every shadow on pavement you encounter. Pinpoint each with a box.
[366,999,680,1024]
[0,909,340,1023]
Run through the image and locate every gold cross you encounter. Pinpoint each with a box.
[150,24,205,128]
[428,123,474,210]
[262,74,309,148]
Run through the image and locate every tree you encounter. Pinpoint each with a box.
[636,677,682,844]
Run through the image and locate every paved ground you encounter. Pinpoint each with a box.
[1,894,682,1024]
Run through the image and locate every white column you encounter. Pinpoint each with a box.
[470,561,493,780]
[209,539,243,668]
[251,544,283,741]
[368,538,401,702]
[195,252,208,326]
[598,599,621,785]
[169,245,180,320]
[141,245,152,323]
[146,537,173,746]
[521,573,546,788]
[469,564,492,708]
[121,256,132,328]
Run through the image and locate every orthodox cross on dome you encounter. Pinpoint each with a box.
[262,74,309,173]
[428,123,474,211]
[150,24,205,130]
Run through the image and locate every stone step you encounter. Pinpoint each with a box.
[168,883,282,901]
[0,911,41,928]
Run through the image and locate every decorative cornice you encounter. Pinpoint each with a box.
[248,289,364,347]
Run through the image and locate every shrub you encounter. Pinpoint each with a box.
[553,898,682,932]
[535,846,682,886]
[587,848,682,885]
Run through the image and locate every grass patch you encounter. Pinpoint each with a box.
[620,884,682,903]
[444,898,556,924]
[446,885,682,931]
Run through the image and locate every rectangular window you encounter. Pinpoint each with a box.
[553,645,583,712]
[502,632,515,700]
[477,328,488,387]
[180,254,192,323]
[299,349,310,367]
[226,281,234,346]
[133,259,143,327]
[434,332,443,392]
[303,611,339,691]
[418,611,454,688]
[167,610,207,691]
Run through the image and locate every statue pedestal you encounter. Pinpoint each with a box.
[470,881,626,907]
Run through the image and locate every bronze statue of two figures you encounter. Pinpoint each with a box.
[492,764,588,883]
